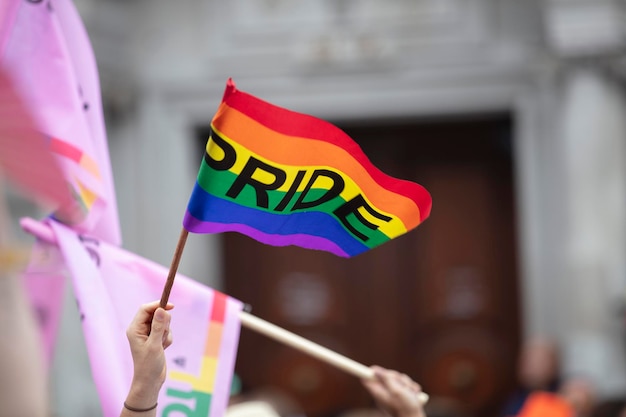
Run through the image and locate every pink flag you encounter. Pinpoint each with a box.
[0,68,74,213]
[49,220,243,417]
[1,0,121,244]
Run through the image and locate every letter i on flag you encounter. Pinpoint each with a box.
[183,79,432,257]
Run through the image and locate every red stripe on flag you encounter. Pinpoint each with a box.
[210,292,227,323]
[49,137,82,163]
[219,79,433,222]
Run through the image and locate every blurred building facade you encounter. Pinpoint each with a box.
[33,0,626,416]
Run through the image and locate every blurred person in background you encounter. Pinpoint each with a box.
[500,336,561,417]
[228,386,306,417]
[559,376,596,417]
[0,264,48,417]
[515,375,595,417]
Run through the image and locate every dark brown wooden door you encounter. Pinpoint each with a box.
[222,115,520,417]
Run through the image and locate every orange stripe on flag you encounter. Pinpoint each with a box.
[80,154,101,178]
[204,321,224,357]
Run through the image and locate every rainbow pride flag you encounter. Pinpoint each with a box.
[183,79,432,257]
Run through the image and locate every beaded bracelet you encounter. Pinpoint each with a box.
[123,402,158,413]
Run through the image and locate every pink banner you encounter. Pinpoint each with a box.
[1,0,121,245]
[49,220,243,417]
[0,68,73,212]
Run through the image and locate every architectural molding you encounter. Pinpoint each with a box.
[544,0,626,58]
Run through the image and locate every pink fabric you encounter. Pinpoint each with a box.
[0,68,73,210]
[21,240,67,368]
[1,0,121,244]
[0,0,19,57]
[49,220,243,417]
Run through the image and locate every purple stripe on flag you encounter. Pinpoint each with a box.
[183,212,350,258]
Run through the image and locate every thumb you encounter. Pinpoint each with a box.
[148,308,169,344]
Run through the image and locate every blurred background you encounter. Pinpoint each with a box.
[6,0,626,416]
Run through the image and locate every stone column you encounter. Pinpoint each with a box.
[558,66,626,395]
[544,0,626,395]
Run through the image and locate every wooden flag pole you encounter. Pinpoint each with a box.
[159,227,189,308]
[239,310,372,378]
[20,217,428,404]
[238,310,429,404]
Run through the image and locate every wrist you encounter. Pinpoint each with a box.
[395,409,425,417]
[378,406,423,417]
[126,378,162,409]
